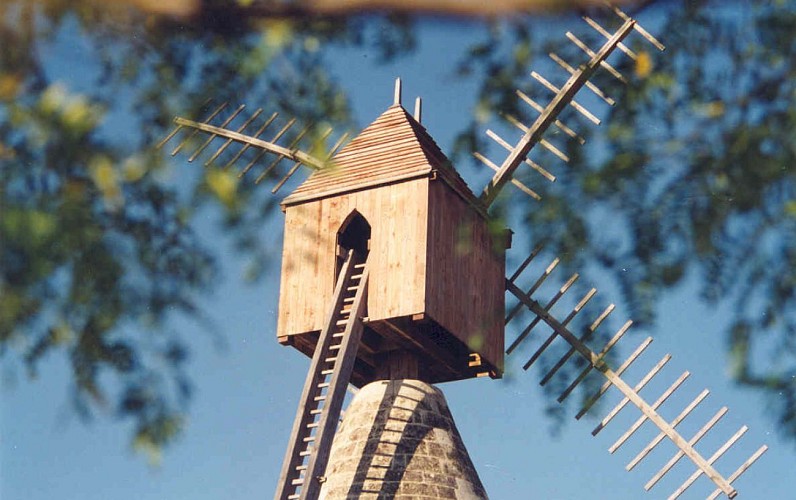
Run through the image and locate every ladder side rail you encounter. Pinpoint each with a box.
[505,281,738,498]
[275,250,359,500]
[301,263,370,499]
[480,18,635,208]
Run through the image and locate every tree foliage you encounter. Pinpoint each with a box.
[1,0,794,452]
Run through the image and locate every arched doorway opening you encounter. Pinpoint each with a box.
[336,210,371,279]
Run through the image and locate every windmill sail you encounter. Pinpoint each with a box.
[157,102,349,194]
[504,248,767,499]
[477,4,665,208]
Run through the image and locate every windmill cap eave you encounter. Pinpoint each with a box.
[281,104,479,208]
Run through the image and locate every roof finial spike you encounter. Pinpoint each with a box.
[394,77,402,106]
[414,97,422,123]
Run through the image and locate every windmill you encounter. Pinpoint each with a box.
[159,4,768,499]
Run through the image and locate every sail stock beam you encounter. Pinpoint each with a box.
[173,117,326,170]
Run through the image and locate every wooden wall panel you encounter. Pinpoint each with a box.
[277,179,429,339]
[426,180,505,371]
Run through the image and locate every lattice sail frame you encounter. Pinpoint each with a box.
[476,3,665,207]
[504,248,768,499]
[157,101,349,193]
[483,4,768,499]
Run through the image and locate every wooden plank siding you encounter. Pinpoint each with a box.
[425,179,505,373]
[277,179,429,339]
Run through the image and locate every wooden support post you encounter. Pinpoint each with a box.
[376,350,421,380]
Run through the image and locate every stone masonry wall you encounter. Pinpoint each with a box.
[318,379,488,499]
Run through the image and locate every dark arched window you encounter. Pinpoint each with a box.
[336,210,371,278]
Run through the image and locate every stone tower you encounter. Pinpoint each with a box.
[319,380,488,499]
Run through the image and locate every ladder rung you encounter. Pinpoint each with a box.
[325,357,337,363]
[299,449,312,457]
[303,436,315,442]
[291,478,304,486]
[351,273,364,280]
[353,263,365,269]
[320,369,334,375]
[288,495,300,500]
[332,333,344,338]
[329,345,341,351]
[318,382,330,388]
[343,297,355,303]
[335,319,348,326]
[314,395,326,401]
[310,409,323,415]
[346,286,358,292]
[307,422,319,428]
[296,465,307,472]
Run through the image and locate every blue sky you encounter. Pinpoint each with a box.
[2,8,795,500]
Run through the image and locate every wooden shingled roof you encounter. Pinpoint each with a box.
[281,104,477,207]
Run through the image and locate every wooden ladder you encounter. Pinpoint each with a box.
[275,250,369,500]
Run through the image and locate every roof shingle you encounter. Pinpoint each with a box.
[282,104,475,207]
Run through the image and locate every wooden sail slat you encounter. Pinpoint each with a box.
[486,129,556,181]
[505,257,560,326]
[583,16,637,60]
[325,131,350,159]
[591,354,671,435]
[566,32,627,83]
[506,273,578,355]
[627,389,709,471]
[515,89,586,143]
[271,161,302,191]
[553,318,629,396]
[171,102,228,155]
[474,152,541,201]
[221,112,278,170]
[255,123,313,183]
[547,53,615,106]
[706,446,768,500]
[240,118,297,178]
[644,407,728,492]
[669,426,748,499]
[523,288,596,370]
[157,123,185,150]
[540,138,570,163]
[205,108,263,166]
[607,2,666,51]
[188,104,246,162]
[539,304,615,386]
[531,71,601,125]
[571,336,652,410]
[504,114,571,163]
[270,127,333,189]
[508,244,544,283]
[609,371,690,454]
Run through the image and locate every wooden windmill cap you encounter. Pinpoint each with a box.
[319,379,488,499]
[282,104,477,208]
